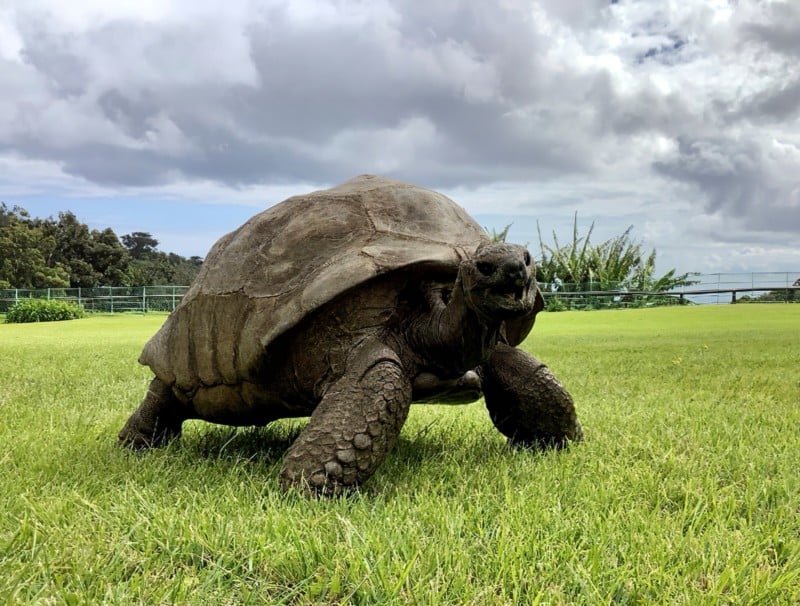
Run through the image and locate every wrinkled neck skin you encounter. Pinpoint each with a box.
[407,274,500,378]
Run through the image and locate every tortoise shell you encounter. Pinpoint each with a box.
[140,175,489,392]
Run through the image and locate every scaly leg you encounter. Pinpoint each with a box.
[481,343,582,448]
[119,378,186,448]
[279,341,412,496]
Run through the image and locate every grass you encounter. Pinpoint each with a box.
[1,306,798,604]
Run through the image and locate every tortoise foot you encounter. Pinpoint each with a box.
[279,341,412,496]
[482,343,581,449]
[119,378,184,449]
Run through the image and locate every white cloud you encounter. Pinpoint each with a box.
[1,0,798,273]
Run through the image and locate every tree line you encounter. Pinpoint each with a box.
[0,203,203,289]
[4,200,694,294]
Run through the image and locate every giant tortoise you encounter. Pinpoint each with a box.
[120,175,582,494]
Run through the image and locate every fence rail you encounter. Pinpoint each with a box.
[539,271,799,309]
[1,272,798,314]
[0,286,190,314]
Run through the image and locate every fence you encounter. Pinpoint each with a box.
[0,286,190,314]
[538,271,799,309]
[1,272,798,314]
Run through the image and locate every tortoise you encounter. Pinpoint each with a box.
[119,175,582,495]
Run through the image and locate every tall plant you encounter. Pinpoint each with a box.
[536,213,695,292]
[486,223,513,243]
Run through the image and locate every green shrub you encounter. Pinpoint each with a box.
[5,299,86,323]
[545,295,568,312]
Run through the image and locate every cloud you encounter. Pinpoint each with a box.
[654,135,800,232]
[3,0,615,188]
[738,0,800,57]
[1,0,799,274]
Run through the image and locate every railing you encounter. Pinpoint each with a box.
[0,286,190,314]
[539,272,799,309]
[670,272,800,305]
[1,273,798,314]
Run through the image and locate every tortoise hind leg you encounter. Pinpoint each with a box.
[481,343,582,449]
[119,378,186,449]
[280,340,412,496]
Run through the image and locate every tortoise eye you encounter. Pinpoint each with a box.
[476,261,494,275]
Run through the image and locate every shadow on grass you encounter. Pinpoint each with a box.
[181,419,305,464]
[177,419,471,468]
[106,414,539,500]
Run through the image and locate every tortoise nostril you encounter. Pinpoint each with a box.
[502,260,527,284]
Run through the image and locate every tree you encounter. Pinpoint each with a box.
[90,228,131,285]
[127,254,173,286]
[1,204,201,288]
[122,232,159,260]
[34,211,132,287]
[0,203,70,288]
[168,253,204,285]
[49,211,99,287]
[126,251,203,286]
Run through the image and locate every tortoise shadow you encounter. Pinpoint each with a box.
[179,420,305,466]
[118,418,550,498]
[174,419,480,477]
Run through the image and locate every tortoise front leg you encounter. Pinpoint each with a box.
[480,343,582,448]
[279,341,412,496]
[119,378,187,448]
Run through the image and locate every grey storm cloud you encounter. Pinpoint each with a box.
[5,1,609,188]
[654,137,800,232]
[18,26,90,97]
[1,0,798,235]
[733,1,800,124]
[740,78,800,124]
[739,0,800,57]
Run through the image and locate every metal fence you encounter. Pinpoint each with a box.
[673,272,800,304]
[1,272,797,314]
[0,286,190,314]
[538,271,799,309]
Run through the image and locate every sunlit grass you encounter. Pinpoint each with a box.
[1,306,798,604]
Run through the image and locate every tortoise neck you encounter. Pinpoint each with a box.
[408,275,500,377]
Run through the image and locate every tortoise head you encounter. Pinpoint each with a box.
[460,242,538,321]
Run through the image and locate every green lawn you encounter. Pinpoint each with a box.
[1,306,798,604]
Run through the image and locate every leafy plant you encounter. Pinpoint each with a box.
[545,296,568,312]
[485,223,513,243]
[5,298,85,323]
[536,213,697,293]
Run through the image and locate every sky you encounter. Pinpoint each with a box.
[1,0,799,276]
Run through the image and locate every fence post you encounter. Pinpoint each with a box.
[785,272,790,303]
[109,286,113,314]
[142,286,146,313]
[172,286,176,311]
